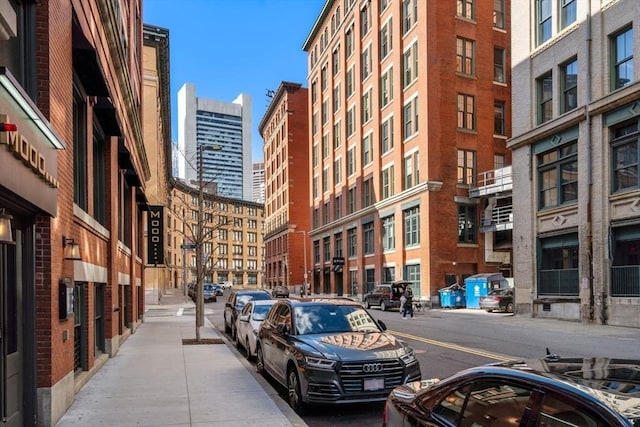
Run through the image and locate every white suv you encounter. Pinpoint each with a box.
[218,281,233,290]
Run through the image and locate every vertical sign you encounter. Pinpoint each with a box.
[147,206,164,265]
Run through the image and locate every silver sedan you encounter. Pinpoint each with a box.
[235,300,275,359]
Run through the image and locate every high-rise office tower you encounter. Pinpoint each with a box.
[177,83,252,201]
[252,161,265,203]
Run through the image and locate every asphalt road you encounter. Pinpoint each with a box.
[205,292,640,427]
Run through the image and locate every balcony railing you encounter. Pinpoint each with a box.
[611,265,640,297]
[470,166,513,198]
[481,205,513,232]
[538,269,579,296]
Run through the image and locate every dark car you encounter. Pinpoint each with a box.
[383,357,640,427]
[479,287,514,313]
[256,299,421,415]
[202,283,218,303]
[211,284,223,296]
[271,285,290,298]
[362,281,410,311]
[224,290,272,341]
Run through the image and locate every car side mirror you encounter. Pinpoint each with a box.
[377,320,387,331]
[277,323,290,335]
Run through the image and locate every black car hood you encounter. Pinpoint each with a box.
[293,331,410,361]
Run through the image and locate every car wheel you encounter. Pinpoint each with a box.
[287,368,307,415]
[506,302,514,313]
[365,300,371,309]
[212,296,217,303]
[380,300,387,311]
[256,345,265,375]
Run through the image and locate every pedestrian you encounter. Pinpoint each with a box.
[400,292,407,316]
[402,288,414,319]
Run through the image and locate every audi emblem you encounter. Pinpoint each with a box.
[362,363,384,373]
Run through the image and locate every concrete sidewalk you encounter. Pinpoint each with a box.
[56,290,306,427]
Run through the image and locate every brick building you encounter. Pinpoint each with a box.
[0,1,149,425]
[259,82,311,292]
[301,0,512,299]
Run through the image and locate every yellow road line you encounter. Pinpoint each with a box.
[390,330,514,362]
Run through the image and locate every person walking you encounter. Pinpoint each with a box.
[399,292,407,317]
[402,288,414,319]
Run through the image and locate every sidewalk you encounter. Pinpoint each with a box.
[56,290,306,427]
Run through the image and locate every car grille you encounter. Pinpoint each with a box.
[340,359,404,393]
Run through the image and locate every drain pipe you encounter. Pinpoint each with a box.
[585,0,596,323]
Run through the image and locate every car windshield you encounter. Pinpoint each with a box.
[236,292,270,308]
[293,304,381,335]
[252,304,273,321]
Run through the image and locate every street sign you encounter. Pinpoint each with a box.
[180,244,196,249]
[332,257,345,266]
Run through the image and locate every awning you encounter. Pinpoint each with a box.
[72,19,109,97]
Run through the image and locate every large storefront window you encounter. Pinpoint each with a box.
[538,233,579,296]
[611,224,640,297]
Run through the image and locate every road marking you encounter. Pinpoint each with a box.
[177,308,184,317]
[390,330,513,362]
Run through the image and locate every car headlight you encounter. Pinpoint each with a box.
[303,355,337,370]
[400,350,417,365]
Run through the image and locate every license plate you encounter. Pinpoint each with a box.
[364,378,384,391]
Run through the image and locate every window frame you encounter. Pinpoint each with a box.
[561,58,578,113]
[611,26,634,90]
[457,93,476,130]
[537,141,578,209]
[456,37,475,76]
[403,206,420,247]
[537,72,553,124]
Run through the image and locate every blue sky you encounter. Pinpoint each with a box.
[143,0,326,162]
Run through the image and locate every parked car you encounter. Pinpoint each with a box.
[223,290,271,341]
[256,298,421,415]
[271,285,290,298]
[382,356,640,427]
[479,287,514,313]
[202,283,218,303]
[218,281,233,290]
[211,284,223,296]
[362,281,410,311]
[187,282,197,300]
[235,299,276,359]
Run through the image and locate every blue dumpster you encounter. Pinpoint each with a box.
[464,273,508,309]
[438,284,465,308]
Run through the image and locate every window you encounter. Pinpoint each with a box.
[494,153,506,170]
[380,18,393,59]
[402,0,417,34]
[381,116,394,153]
[611,224,640,297]
[312,112,318,135]
[361,4,371,35]
[456,37,475,76]
[611,120,639,193]
[322,100,328,124]
[404,151,420,189]
[323,201,330,224]
[333,121,342,148]
[362,133,373,166]
[362,89,372,123]
[347,146,356,176]
[334,195,342,219]
[494,47,506,83]
[537,0,552,45]
[347,228,357,257]
[322,168,329,193]
[382,215,395,251]
[347,105,356,136]
[363,222,374,255]
[73,87,88,210]
[457,149,477,185]
[458,205,477,244]
[332,47,340,76]
[537,72,553,124]
[539,233,579,295]
[380,67,394,107]
[494,101,506,136]
[313,175,318,198]
[612,26,634,90]
[321,63,328,91]
[311,80,318,103]
[335,232,343,258]
[334,157,342,184]
[560,0,576,30]
[493,0,505,29]
[383,267,395,282]
[561,58,578,113]
[323,133,330,158]
[346,24,354,57]
[457,93,475,130]
[348,187,356,213]
[538,141,578,209]
[333,84,341,112]
[381,165,395,199]
[404,206,420,247]
[312,143,319,167]
[402,42,418,87]
[457,0,474,20]
[323,237,331,262]
[403,96,419,139]
[346,66,354,97]
[362,177,373,207]
[362,45,372,80]
[313,239,320,264]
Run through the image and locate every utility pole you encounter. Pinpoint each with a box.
[195,146,205,340]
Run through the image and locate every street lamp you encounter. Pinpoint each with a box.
[194,143,222,340]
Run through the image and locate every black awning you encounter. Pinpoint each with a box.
[72,21,109,97]
[94,97,121,137]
